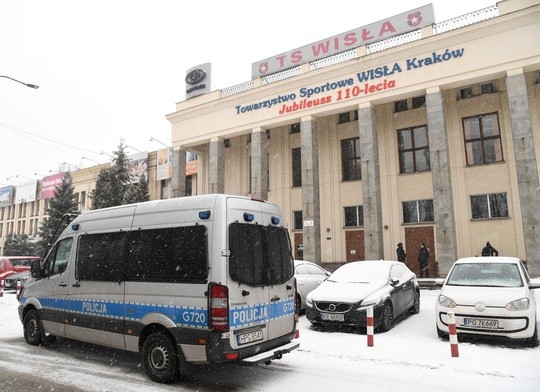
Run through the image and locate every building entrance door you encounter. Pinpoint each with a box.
[405,226,436,277]
[345,230,364,262]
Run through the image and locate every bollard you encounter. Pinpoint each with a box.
[0,279,3,298]
[294,313,300,339]
[447,312,459,357]
[16,280,21,296]
[367,306,374,347]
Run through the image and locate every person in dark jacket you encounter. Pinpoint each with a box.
[481,241,498,257]
[418,243,430,278]
[396,243,406,263]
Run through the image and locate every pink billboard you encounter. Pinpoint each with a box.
[40,172,66,199]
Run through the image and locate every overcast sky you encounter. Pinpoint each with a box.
[0,0,497,185]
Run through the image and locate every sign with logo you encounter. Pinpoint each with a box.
[40,172,67,199]
[156,148,172,181]
[16,180,37,203]
[252,4,434,78]
[185,63,211,100]
[127,152,148,183]
[239,47,464,116]
[0,185,14,207]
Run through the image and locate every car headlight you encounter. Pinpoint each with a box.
[437,294,456,308]
[358,295,382,309]
[506,297,530,311]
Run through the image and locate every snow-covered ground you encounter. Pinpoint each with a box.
[1,289,539,391]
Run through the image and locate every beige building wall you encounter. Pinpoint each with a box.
[167,0,540,275]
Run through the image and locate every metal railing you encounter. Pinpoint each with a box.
[434,5,499,34]
[219,5,499,99]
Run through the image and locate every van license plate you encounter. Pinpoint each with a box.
[321,313,344,322]
[237,330,263,345]
[463,318,499,329]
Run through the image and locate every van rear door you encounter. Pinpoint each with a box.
[226,197,295,351]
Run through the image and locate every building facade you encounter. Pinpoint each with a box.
[166,0,540,276]
[0,151,199,255]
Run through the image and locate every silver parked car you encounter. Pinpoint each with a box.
[4,270,31,290]
[294,260,330,312]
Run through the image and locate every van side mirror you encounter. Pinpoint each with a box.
[529,282,540,290]
[30,259,42,279]
[434,278,445,286]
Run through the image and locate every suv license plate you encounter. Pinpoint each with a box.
[463,318,499,329]
[237,330,263,346]
[321,313,344,322]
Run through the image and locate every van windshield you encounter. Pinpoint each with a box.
[229,223,293,286]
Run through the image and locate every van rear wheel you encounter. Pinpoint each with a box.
[142,332,180,383]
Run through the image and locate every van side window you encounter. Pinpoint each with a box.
[77,232,127,281]
[127,225,208,283]
[43,237,73,277]
[229,223,293,286]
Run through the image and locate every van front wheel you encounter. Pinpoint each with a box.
[23,309,43,346]
[142,332,180,383]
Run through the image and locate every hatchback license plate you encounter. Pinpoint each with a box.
[463,318,499,329]
[237,330,263,345]
[321,313,344,322]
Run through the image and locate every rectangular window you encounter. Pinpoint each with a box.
[470,193,508,219]
[127,225,208,283]
[460,86,473,99]
[292,147,302,187]
[344,206,363,227]
[290,123,300,134]
[341,138,362,181]
[186,175,193,196]
[402,200,434,223]
[463,113,503,165]
[77,232,127,281]
[481,82,495,94]
[338,112,351,124]
[394,99,408,112]
[412,95,426,109]
[229,223,293,286]
[293,210,303,230]
[398,126,430,173]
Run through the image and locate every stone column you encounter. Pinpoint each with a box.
[250,128,269,200]
[170,148,186,198]
[358,103,383,259]
[209,137,225,194]
[426,87,457,275]
[301,116,321,263]
[506,71,540,275]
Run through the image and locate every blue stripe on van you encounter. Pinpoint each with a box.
[230,298,294,328]
[23,296,294,330]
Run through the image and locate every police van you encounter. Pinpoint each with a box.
[18,194,298,383]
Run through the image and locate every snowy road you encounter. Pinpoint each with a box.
[1,290,539,391]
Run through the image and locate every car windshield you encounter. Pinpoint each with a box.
[446,262,523,287]
[328,262,390,285]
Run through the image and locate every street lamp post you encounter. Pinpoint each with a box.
[0,75,39,89]
[149,137,171,149]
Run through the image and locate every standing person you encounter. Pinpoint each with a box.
[418,243,430,278]
[481,241,498,256]
[396,243,406,263]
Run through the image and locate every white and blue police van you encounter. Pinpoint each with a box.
[18,194,298,383]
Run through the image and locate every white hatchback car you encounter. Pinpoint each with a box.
[436,257,540,345]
